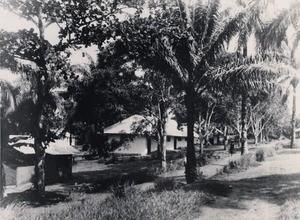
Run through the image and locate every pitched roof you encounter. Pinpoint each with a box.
[104,115,152,134]
[104,114,198,137]
[8,135,79,155]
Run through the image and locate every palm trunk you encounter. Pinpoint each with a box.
[185,89,197,183]
[291,84,296,148]
[241,93,248,155]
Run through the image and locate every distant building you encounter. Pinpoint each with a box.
[296,128,300,139]
[104,115,199,156]
[3,133,79,187]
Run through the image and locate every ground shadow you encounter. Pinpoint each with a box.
[186,172,300,210]
[71,160,159,192]
[1,190,70,207]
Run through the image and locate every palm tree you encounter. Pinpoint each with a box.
[227,0,274,154]
[261,2,300,147]
[119,0,247,182]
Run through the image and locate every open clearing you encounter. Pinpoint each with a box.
[196,148,300,220]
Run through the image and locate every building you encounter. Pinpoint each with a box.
[3,134,79,187]
[104,114,199,156]
[296,128,300,139]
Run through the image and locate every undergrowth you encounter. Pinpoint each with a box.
[0,185,210,220]
[222,153,258,174]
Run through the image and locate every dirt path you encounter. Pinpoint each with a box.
[195,149,300,220]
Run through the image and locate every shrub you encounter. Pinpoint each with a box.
[255,148,265,162]
[274,143,283,151]
[167,159,185,172]
[256,147,276,162]
[222,153,258,173]
[110,181,135,198]
[198,152,213,167]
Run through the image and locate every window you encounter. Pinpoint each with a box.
[177,137,182,141]
[167,136,171,142]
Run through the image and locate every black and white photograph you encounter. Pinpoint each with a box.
[0,0,300,219]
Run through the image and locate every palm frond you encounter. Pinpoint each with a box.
[203,0,221,47]
[261,2,300,50]
[200,11,246,66]
[291,30,300,66]
[212,62,298,95]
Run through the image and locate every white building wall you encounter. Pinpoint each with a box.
[112,136,148,155]
[110,134,197,155]
[16,166,34,186]
[177,137,188,149]
[166,136,175,150]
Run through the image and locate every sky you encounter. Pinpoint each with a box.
[0,0,299,115]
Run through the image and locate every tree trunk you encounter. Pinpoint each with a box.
[34,75,47,201]
[223,126,228,150]
[199,136,204,156]
[254,135,258,145]
[260,122,264,143]
[0,85,2,200]
[158,100,167,172]
[161,135,167,172]
[241,93,248,155]
[34,138,46,202]
[185,89,197,183]
[291,84,296,148]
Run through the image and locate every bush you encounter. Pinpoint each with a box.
[167,159,185,172]
[110,181,135,198]
[274,143,283,151]
[222,153,258,173]
[256,147,276,162]
[255,148,265,162]
[198,152,213,167]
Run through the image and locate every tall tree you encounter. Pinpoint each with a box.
[115,0,246,183]
[140,69,177,171]
[0,0,73,200]
[261,2,300,147]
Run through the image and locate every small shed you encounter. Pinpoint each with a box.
[4,135,79,186]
